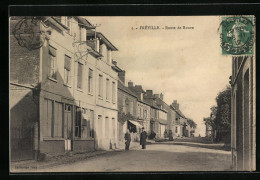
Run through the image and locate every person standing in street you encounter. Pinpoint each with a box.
[124,129,131,150]
[140,127,147,149]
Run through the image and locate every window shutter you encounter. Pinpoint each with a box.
[65,55,71,70]
[77,63,83,88]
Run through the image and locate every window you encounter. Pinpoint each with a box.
[106,78,110,100]
[77,62,83,89]
[112,81,116,103]
[54,102,63,137]
[48,46,57,80]
[44,99,54,137]
[64,55,71,85]
[98,74,103,97]
[112,118,116,139]
[64,16,72,35]
[88,69,93,94]
[64,104,72,139]
[75,107,81,138]
[89,110,94,138]
[175,127,178,133]
[105,117,109,138]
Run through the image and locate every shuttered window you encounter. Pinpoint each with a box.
[112,81,116,103]
[89,110,94,138]
[88,69,93,93]
[54,102,63,137]
[48,46,57,80]
[77,62,83,89]
[106,78,110,100]
[98,74,103,97]
[64,55,71,85]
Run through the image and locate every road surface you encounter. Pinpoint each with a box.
[37,142,231,172]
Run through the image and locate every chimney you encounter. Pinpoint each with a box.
[112,60,117,66]
[128,81,133,87]
[160,93,163,100]
[176,104,179,110]
[172,100,178,110]
[118,70,125,83]
[146,90,153,97]
[154,94,159,98]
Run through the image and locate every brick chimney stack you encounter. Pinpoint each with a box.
[128,81,133,87]
[146,90,153,97]
[160,93,163,100]
[172,100,179,110]
[118,70,125,83]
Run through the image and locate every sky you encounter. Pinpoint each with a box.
[86,16,231,137]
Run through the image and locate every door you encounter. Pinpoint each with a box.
[64,104,72,151]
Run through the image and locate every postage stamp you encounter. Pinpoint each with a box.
[220,16,254,55]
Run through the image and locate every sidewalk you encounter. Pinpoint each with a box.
[10,141,141,172]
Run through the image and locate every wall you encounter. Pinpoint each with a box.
[10,19,40,85]
[10,84,38,161]
[231,56,255,171]
[137,102,150,132]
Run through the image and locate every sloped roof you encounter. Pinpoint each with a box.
[170,105,186,118]
[87,30,118,51]
[118,80,137,98]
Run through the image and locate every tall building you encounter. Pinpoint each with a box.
[112,61,140,143]
[231,56,256,171]
[10,16,118,161]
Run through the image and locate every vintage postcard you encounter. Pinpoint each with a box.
[9,15,256,172]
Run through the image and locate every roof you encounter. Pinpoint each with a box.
[128,86,145,94]
[112,65,124,73]
[74,17,95,29]
[170,105,186,118]
[87,30,118,51]
[118,80,137,98]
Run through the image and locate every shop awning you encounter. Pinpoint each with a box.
[128,120,143,128]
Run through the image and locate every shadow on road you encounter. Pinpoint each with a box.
[149,141,231,151]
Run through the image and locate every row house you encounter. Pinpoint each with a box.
[112,62,140,143]
[10,16,118,161]
[170,100,190,137]
[144,91,174,138]
[143,90,160,136]
[128,83,151,133]
[230,56,256,171]
[153,94,168,138]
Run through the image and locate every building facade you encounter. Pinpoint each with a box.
[113,62,140,143]
[128,83,151,133]
[10,16,118,161]
[231,56,256,171]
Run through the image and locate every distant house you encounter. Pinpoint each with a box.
[128,83,151,133]
[170,100,189,137]
[112,62,140,143]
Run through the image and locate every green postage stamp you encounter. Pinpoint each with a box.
[220,16,254,55]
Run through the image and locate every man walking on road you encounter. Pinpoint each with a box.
[140,127,147,149]
[124,129,131,150]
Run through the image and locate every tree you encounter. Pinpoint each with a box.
[215,85,231,129]
[205,85,231,143]
[187,119,197,129]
